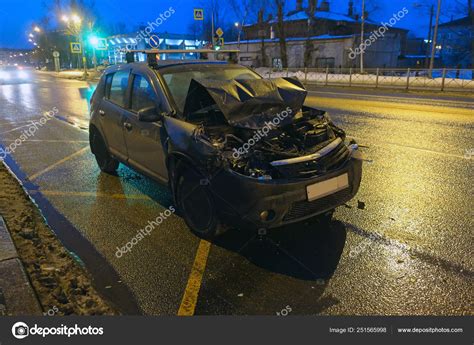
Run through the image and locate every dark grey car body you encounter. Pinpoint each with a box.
[89,61,362,232]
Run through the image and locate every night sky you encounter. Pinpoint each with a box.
[0,0,467,49]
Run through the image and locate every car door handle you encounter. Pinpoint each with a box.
[123,122,133,131]
[98,109,105,116]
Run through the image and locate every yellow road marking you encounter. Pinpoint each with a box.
[29,146,89,181]
[311,97,474,117]
[31,190,152,200]
[178,240,211,316]
[310,90,474,107]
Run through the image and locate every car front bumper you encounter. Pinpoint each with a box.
[210,150,363,229]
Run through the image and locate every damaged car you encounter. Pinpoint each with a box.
[89,60,362,239]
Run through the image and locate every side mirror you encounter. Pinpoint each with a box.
[137,106,162,122]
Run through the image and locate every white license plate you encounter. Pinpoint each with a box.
[306,173,349,201]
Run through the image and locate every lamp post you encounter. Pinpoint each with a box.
[360,0,365,73]
[429,0,442,78]
[235,22,243,49]
[62,13,87,78]
[89,35,99,71]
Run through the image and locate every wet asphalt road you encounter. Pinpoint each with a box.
[0,70,472,315]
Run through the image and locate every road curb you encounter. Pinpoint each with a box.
[0,216,43,315]
[36,70,101,82]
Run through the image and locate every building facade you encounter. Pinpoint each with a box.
[107,31,206,64]
[226,0,408,69]
[437,16,474,68]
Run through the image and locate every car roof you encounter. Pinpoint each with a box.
[155,60,228,67]
[104,60,229,74]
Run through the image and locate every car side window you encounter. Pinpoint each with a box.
[107,70,130,107]
[130,74,159,112]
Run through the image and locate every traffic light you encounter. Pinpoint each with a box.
[88,35,99,47]
[213,36,224,50]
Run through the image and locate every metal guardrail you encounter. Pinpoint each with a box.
[255,67,474,92]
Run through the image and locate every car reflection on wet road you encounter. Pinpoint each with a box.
[0,70,472,315]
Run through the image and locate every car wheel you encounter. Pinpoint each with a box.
[90,130,119,174]
[176,167,226,239]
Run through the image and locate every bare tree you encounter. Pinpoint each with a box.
[304,0,318,67]
[452,0,472,15]
[275,0,288,68]
[229,0,253,47]
[228,0,272,66]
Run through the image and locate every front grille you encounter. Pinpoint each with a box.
[283,187,352,222]
[273,140,350,178]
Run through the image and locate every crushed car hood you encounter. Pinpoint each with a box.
[182,77,307,129]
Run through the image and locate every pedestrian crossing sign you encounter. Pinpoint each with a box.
[70,42,82,54]
[96,38,107,50]
[194,8,204,20]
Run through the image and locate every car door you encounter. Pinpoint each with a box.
[122,72,168,183]
[98,69,131,162]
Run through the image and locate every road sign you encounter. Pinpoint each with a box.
[218,37,224,46]
[148,35,160,48]
[53,51,60,72]
[96,38,107,50]
[70,42,82,54]
[194,8,204,20]
[216,27,224,37]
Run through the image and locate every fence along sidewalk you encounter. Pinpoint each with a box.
[255,67,474,92]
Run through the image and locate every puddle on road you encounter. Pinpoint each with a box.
[1,149,142,315]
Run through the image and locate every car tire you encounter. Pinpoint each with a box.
[176,167,226,240]
[90,130,119,174]
[318,209,334,224]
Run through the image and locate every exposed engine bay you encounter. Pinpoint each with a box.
[178,77,356,180]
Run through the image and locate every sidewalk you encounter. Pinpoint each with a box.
[37,69,102,82]
[0,216,42,315]
[0,161,116,316]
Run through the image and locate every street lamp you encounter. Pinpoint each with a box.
[29,33,34,38]
[234,21,243,48]
[89,36,99,46]
[71,14,82,24]
[61,13,87,77]
[429,0,442,77]
[34,26,41,33]
[88,35,99,70]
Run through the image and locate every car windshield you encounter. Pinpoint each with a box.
[159,64,261,113]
